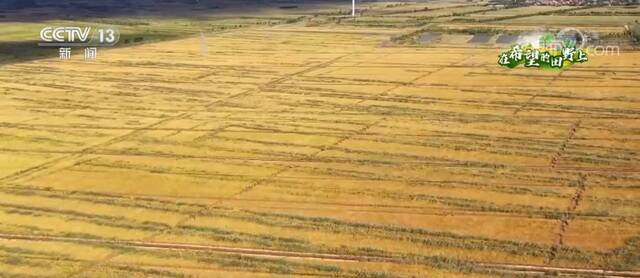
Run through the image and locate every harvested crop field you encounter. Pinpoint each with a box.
[0,2,640,277]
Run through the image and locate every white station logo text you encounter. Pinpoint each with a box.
[40,27,91,43]
[39,26,118,45]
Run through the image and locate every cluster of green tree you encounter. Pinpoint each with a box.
[488,0,527,7]
[631,23,640,43]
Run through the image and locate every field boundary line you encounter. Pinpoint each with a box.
[547,173,588,264]
[0,254,328,277]
[550,119,581,168]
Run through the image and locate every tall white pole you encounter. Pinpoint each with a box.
[352,0,355,17]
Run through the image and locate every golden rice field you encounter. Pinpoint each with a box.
[0,2,640,277]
